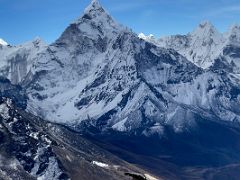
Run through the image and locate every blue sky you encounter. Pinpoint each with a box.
[1,0,240,45]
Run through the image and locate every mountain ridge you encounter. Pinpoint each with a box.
[140,21,240,71]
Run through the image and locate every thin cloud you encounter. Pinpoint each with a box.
[109,1,157,13]
[110,3,144,12]
[207,5,240,17]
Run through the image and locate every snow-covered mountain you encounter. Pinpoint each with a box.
[0,38,46,84]
[143,21,240,72]
[161,21,225,69]
[214,24,240,73]
[24,0,199,133]
[1,0,240,179]
[138,33,157,45]
[17,0,240,138]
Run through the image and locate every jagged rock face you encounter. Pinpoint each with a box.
[0,98,68,180]
[215,25,240,73]
[0,76,27,109]
[156,21,225,69]
[226,25,240,45]
[146,22,240,73]
[22,1,198,134]
[0,38,46,84]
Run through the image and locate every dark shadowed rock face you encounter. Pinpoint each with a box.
[223,45,240,58]
[0,97,68,180]
[0,38,46,85]
[0,76,27,109]
[88,114,240,179]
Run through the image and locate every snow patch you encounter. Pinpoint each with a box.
[0,103,10,120]
[92,161,109,168]
[0,38,8,46]
[112,117,128,132]
[144,174,159,180]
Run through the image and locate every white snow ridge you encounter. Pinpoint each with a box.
[0,38,8,46]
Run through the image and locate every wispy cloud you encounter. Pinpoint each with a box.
[110,3,143,12]
[207,5,240,17]
[109,1,157,13]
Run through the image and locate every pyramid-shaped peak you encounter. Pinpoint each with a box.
[84,0,104,14]
[73,0,112,24]
[194,21,218,34]
[226,24,240,43]
[90,0,101,7]
[191,21,220,37]
[58,0,125,44]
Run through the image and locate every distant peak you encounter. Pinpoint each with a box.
[32,37,47,46]
[139,33,155,40]
[0,38,8,46]
[149,34,154,38]
[33,36,42,42]
[191,20,219,37]
[73,0,109,24]
[229,24,240,32]
[199,21,214,29]
[138,33,146,39]
[226,24,240,43]
[91,0,100,6]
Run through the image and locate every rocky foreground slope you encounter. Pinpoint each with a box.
[0,79,158,180]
